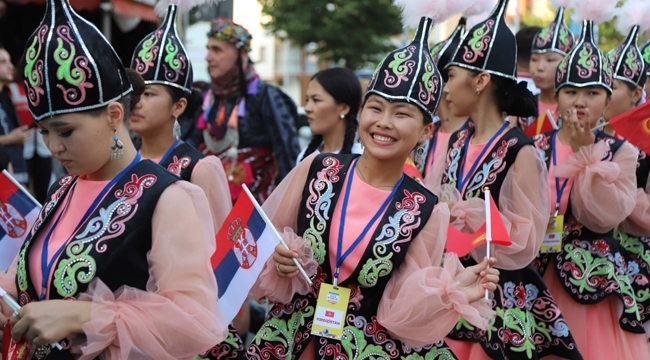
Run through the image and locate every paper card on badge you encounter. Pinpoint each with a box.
[541,215,564,253]
[311,283,350,340]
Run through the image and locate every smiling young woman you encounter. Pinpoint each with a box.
[0,1,227,359]
[245,15,499,360]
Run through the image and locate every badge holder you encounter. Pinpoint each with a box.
[311,275,351,340]
[542,207,564,253]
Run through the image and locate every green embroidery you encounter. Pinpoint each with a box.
[137,33,159,63]
[618,231,650,265]
[252,305,315,360]
[340,326,390,360]
[577,45,595,72]
[558,27,571,48]
[536,25,553,46]
[422,60,436,94]
[495,308,538,358]
[358,256,393,287]
[467,21,492,54]
[17,244,30,292]
[625,48,640,74]
[388,47,415,79]
[643,44,650,65]
[164,38,181,71]
[430,41,446,59]
[454,316,476,332]
[54,39,83,85]
[23,36,42,87]
[53,240,97,298]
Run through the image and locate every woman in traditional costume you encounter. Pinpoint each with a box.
[426,0,583,358]
[531,2,649,358]
[0,1,227,358]
[245,7,500,359]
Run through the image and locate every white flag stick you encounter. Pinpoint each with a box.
[484,188,492,301]
[2,170,41,207]
[242,185,313,286]
[546,110,558,130]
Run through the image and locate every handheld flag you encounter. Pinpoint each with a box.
[403,157,423,183]
[211,185,311,324]
[445,191,511,257]
[0,171,41,271]
[524,110,558,137]
[607,99,650,154]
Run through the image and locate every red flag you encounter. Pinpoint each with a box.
[403,157,423,183]
[608,100,650,155]
[445,193,511,257]
[524,110,557,137]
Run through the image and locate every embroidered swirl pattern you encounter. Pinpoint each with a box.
[575,43,598,79]
[464,138,518,199]
[358,190,425,287]
[462,19,495,64]
[303,157,343,265]
[556,56,569,83]
[441,129,470,187]
[163,37,186,82]
[418,53,438,106]
[23,25,48,107]
[167,156,191,177]
[53,25,93,106]
[535,24,554,48]
[52,174,156,298]
[383,45,416,89]
[134,29,162,75]
[623,48,642,80]
[558,27,573,53]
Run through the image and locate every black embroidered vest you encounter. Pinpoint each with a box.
[15,160,178,359]
[532,131,645,333]
[158,142,204,181]
[247,154,449,359]
[637,150,649,190]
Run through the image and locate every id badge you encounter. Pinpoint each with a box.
[541,215,564,253]
[311,283,350,340]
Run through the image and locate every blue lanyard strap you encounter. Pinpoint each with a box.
[334,158,404,287]
[551,131,569,217]
[456,123,509,192]
[158,138,181,165]
[39,154,142,300]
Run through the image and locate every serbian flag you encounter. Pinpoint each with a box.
[0,171,40,271]
[446,191,511,257]
[403,157,423,183]
[608,99,650,155]
[524,110,558,137]
[211,186,276,324]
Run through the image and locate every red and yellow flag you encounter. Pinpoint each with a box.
[609,100,650,155]
[403,157,423,183]
[524,110,557,137]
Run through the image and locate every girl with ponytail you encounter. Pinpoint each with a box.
[425,0,583,358]
[297,68,363,164]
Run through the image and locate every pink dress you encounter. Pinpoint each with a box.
[539,136,648,360]
[249,153,494,359]
[0,178,226,360]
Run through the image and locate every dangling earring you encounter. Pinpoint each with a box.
[414,143,425,164]
[110,128,124,160]
[359,140,365,150]
[173,115,181,139]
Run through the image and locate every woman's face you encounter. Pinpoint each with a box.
[530,52,563,92]
[358,95,432,162]
[604,79,641,120]
[39,110,116,176]
[444,66,479,117]
[557,85,610,128]
[304,79,349,136]
[130,85,184,136]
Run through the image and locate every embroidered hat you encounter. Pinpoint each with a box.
[208,17,252,52]
[446,0,518,81]
[554,1,617,94]
[607,0,650,88]
[431,17,467,75]
[131,3,193,93]
[20,0,132,122]
[642,40,650,78]
[531,0,575,56]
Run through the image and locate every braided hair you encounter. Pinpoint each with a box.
[300,68,362,162]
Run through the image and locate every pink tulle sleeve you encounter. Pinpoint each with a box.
[248,153,319,303]
[190,156,232,231]
[77,182,227,360]
[619,169,650,237]
[555,141,638,234]
[470,145,551,270]
[377,204,494,347]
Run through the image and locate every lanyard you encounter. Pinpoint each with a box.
[39,154,142,300]
[157,138,181,165]
[551,131,569,217]
[334,158,404,287]
[456,123,509,192]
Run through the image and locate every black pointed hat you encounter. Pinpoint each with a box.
[131,4,193,93]
[20,0,132,122]
[446,0,517,80]
[532,6,575,55]
[607,26,646,88]
[555,20,613,94]
[431,17,466,76]
[365,17,441,119]
[643,40,650,78]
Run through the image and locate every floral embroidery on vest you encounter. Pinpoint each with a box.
[167,155,192,177]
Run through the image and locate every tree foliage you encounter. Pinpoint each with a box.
[258,0,403,70]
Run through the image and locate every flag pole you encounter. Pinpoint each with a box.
[242,185,313,286]
[484,187,491,301]
[591,121,609,132]
[2,170,41,207]
[547,110,559,130]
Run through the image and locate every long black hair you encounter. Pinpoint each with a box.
[470,70,537,117]
[300,68,362,162]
